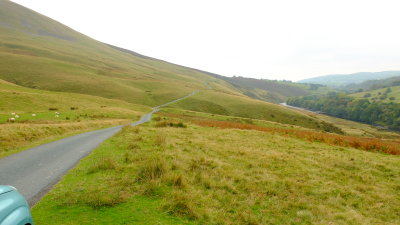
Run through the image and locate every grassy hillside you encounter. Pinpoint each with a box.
[280,104,400,139]
[205,75,310,103]
[350,86,400,103]
[0,1,228,106]
[0,78,151,157]
[0,79,150,123]
[344,76,400,92]
[298,71,400,87]
[32,116,400,224]
[167,90,342,132]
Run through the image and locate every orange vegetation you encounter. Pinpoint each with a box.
[160,113,400,155]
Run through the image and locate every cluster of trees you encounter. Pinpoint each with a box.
[287,92,400,130]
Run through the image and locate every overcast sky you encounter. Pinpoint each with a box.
[11,0,400,81]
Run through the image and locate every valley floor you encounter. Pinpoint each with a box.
[32,113,400,225]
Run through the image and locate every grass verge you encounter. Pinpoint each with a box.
[0,119,130,158]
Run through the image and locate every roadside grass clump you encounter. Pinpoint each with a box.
[155,132,167,147]
[155,121,187,128]
[162,191,202,220]
[136,156,168,183]
[87,157,118,174]
[75,184,130,208]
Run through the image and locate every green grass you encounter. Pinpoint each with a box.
[351,86,400,103]
[0,119,130,159]
[0,79,150,123]
[168,90,341,131]
[33,117,400,224]
[0,79,151,156]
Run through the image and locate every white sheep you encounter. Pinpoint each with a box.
[8,118,15,123]
[55,115,59,118]
[14,115,19,118]
[55,112,59,115]
[32,114,36,117]
[11,112,15,116]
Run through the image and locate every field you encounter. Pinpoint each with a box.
[279,103,400,139]
[32,115,400,224]
[351,86,400,104]
[168,90,341,132]
[0,79,150,157]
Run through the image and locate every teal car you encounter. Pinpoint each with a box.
[0,186,33,225]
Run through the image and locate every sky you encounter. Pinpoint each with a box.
[11,0,400,81]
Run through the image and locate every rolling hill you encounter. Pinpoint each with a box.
[351,86,400,103]
[0,0,226,106]
[207,75,309,103]
[344,76,400,92]
[298,71,400,87]
[0,0,333,131]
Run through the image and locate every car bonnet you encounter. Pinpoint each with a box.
[0,186,14,196]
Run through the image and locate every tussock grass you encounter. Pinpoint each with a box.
[33,125,400,224]
[155,121,187,128]
[136,156,167,183]
[87,157,118,174]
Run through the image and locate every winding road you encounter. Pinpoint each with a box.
[0,91,197,206]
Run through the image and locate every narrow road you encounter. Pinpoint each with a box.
[0,91,197,206]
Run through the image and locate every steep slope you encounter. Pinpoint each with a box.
[0,1,227,106]
[0,1,335,131]
[298,71,400,87]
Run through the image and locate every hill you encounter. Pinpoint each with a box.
[351,86,400,103]
[344,76,400,92]
[298,71,400,87]
[207,75,309,103]
[0,1,225,106]
[0,1,336,131]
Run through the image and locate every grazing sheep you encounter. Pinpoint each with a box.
[55,112,59,115]
[14,115,19,118]
[32,114,36,117]
[11,112,15,116]
[55,115,59,118]
[8,118,15,123]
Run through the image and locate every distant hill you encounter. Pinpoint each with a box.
[351,86,400,104]
[298,71,400,87]
[205,75,309,103]
[344,76,400,92]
